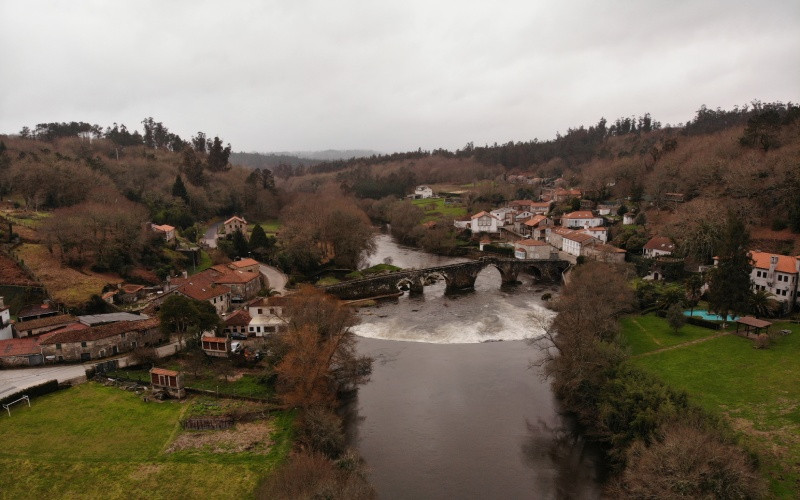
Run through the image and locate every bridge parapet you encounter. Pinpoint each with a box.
[322,257,569,300]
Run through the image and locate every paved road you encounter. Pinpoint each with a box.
[259,263,288,294]
[202,220,223,248]
[0,338,183,397]
[0,364,88,397]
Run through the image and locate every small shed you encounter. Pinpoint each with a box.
[735,316,772,337]
[201,336,230,358]
[150,367,185,398]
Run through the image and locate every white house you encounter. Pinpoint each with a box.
[562,232,598,257]
[470,211,501,234]
[562,211,604,228]
[0,297,12,340]
[514,239,551,260]
[746,251,799,310]
[623,213,636,225]
[490,207,516,226]
[596,204,620,216]
[643,236,675,258]
[247,296,289,336]
[580,226,608,243]
[546,227,575,251]
[414,186,434,199]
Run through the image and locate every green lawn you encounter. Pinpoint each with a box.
[619,313,720,355]
[628,320,800,498]
[411,197,468,222]
[250,219,281,235]
[0,383,293,499]
[109,367,274,399]
[189,249,213,275]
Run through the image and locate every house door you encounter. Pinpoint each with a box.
[112,346,118,355]
[28,354,43,366]
[80,352,91,362]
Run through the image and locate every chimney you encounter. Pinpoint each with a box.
[770,255,778,271]
[182,271,188,279]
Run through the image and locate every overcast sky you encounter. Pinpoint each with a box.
[1,1,798,153]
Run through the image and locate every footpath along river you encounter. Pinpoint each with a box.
[342,233,601,499]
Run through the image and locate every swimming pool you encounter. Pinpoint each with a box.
[683,309,739,322]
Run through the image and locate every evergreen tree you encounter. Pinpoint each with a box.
[232,228,249,258]
[249,223,270,252]
[171,175,189,203]
[207,136,231,172]
[707,214,752,323]
[182,148,205,186]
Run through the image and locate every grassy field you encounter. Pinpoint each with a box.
[619,313,720,356]
[411,197,468,223]
[189,249,213,275]
[249,219,281,236]
[109,367,274,399]
[623,316,800,497]
[0,383,293,499]
[15,243,122,307]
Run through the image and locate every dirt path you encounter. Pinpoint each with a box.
[634,330,733,358]
[631,317,662,347]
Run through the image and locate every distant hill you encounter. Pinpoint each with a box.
[230,149,382,170]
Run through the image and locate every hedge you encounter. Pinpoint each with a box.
[0,379,61,406]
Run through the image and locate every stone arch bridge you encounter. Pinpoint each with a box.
[322,257,570,301]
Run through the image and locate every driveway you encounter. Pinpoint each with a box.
[202,220,223,248]
[0,338,184,397]
[259,263,288,294]
[0,364,88,397]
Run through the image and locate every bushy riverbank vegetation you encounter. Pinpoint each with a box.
[537,262,766,498]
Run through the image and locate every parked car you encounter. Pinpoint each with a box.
[230,332,247,340]
[230,341,243,353]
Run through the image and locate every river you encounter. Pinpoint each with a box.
[343,233,601,499]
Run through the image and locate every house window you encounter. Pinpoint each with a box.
[56,343,62,350]
[81,341,87,348]
[121,332,126,339]
[258,308,263,314]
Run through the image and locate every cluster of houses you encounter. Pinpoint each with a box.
[456,198,628,264]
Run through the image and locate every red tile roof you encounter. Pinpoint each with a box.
[643,236,675,252]
[173,270,231,301]
[150,367,179,377]
[749,252,798,274]
[224,216,247,225]
[121,284,144,294]
[524,215,549,227]
[470,211,499,220]
[562,211,598,219]
[591,243,626,254]
[39,318,160,345]
[563,232,597,243]
[224,309,252,326]
[214,269,260,285]
[517,239,547,246]
[202,336,228,343]
[230,258,260,268]
[0,337,40,357]
[249,296,290,307]
[14,314,77,333]
[152,224,175,232]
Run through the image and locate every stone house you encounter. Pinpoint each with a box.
[210,266,262,303]
[151,223,176,241]
[118,284,146,304]
[522,215,553,240]
[223,216,247,235]
[553,188,582,203]
[16,303,59,322]
[584,243,626,263]
[490,207,516,226]
[228,258,261,274]
[514,239,551,260]
[13,314,78,338]
[150,368,185,398]
[39,318,163,363]
[0,335,52,367]
[172,273,231,315]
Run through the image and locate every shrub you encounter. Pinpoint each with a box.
[611,422,765,499]
[298,406,346,459]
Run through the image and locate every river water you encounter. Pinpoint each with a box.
[343,233,601,499]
